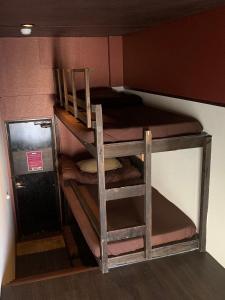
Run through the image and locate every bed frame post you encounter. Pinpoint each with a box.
[94,104,108,273]
[199,135,212,252]
[84,68,92,128]
[144,130,152,259]
[71,70,78,117]
[56,69,63,107]
[62,69,69,111]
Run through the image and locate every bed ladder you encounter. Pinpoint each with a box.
[94,104,152,273]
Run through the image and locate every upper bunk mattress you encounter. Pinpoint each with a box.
[75,87,143,108]
[61,179,196,258]
[55,105,203,143]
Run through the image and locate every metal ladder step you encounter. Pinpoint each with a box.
[105,184,145,201]
[107,225,146,242]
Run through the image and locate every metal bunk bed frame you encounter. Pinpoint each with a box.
[55,68,212,273]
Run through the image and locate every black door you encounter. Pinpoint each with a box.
[7,119,61,238]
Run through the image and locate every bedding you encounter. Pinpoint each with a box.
[55,104,203,144]
[61,179,196,258]
[60,155,141,184]
[76,158,122,173]
[76,87,143,107]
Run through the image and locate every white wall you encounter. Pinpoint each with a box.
[0,115,15,292]
[126,89,225,268]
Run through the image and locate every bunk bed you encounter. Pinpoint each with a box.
[54,68,212,273]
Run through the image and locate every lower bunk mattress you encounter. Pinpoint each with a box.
[61,179,197,258]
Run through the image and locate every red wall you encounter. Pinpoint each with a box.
[0,36,123,229]
[108,36,124,86]
[123,7,225,105]
[0,37,123,121]
[0,36,123,154]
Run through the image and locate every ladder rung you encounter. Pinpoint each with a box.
[105,184,145,201]
[107,225,145,242]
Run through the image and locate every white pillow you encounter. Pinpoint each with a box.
[76,158,122,173]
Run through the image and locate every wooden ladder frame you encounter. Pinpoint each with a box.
[94,105,152,272]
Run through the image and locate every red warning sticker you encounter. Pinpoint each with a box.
[26,151,43,172]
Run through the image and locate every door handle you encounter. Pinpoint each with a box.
[34,121,51,128]
[15,182,26,189]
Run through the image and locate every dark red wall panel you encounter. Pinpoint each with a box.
[0,36,123,156]
[123,7,225,105]
[108,36,124,86]
[0,36,123,121]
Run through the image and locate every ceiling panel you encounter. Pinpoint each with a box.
[0,0,224,36]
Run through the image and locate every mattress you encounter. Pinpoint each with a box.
[61,179,196,258]
[55,105,203,143]
[75,87,143,108]
[59,155,141,184]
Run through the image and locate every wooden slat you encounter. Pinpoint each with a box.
[54,107,97,158]
[62,69,69,111]
[70,70,78,117]
[108,252,145,268]
[144,130,152,260]
[152,239,199,259]
[104,141,145,158]
[72,68,89,72]
[105,184,145,201]
[104,133,209,158]
[107,225,145,242]
[67,68,92,128]
[84,68,92,128]
[199,136,212,251]
[108,239,199,269]
[152,132,208,153]
[95,105,108,273]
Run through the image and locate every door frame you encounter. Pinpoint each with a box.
[5,117,62,239]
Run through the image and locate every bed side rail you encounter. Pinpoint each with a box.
[55,68,92,128]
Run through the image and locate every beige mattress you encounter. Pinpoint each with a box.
[55,105,202,144]
[61,179,196,258]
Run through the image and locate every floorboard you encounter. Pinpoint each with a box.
[2,252,225,300]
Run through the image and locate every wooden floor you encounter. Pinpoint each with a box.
[2,251,225,300]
